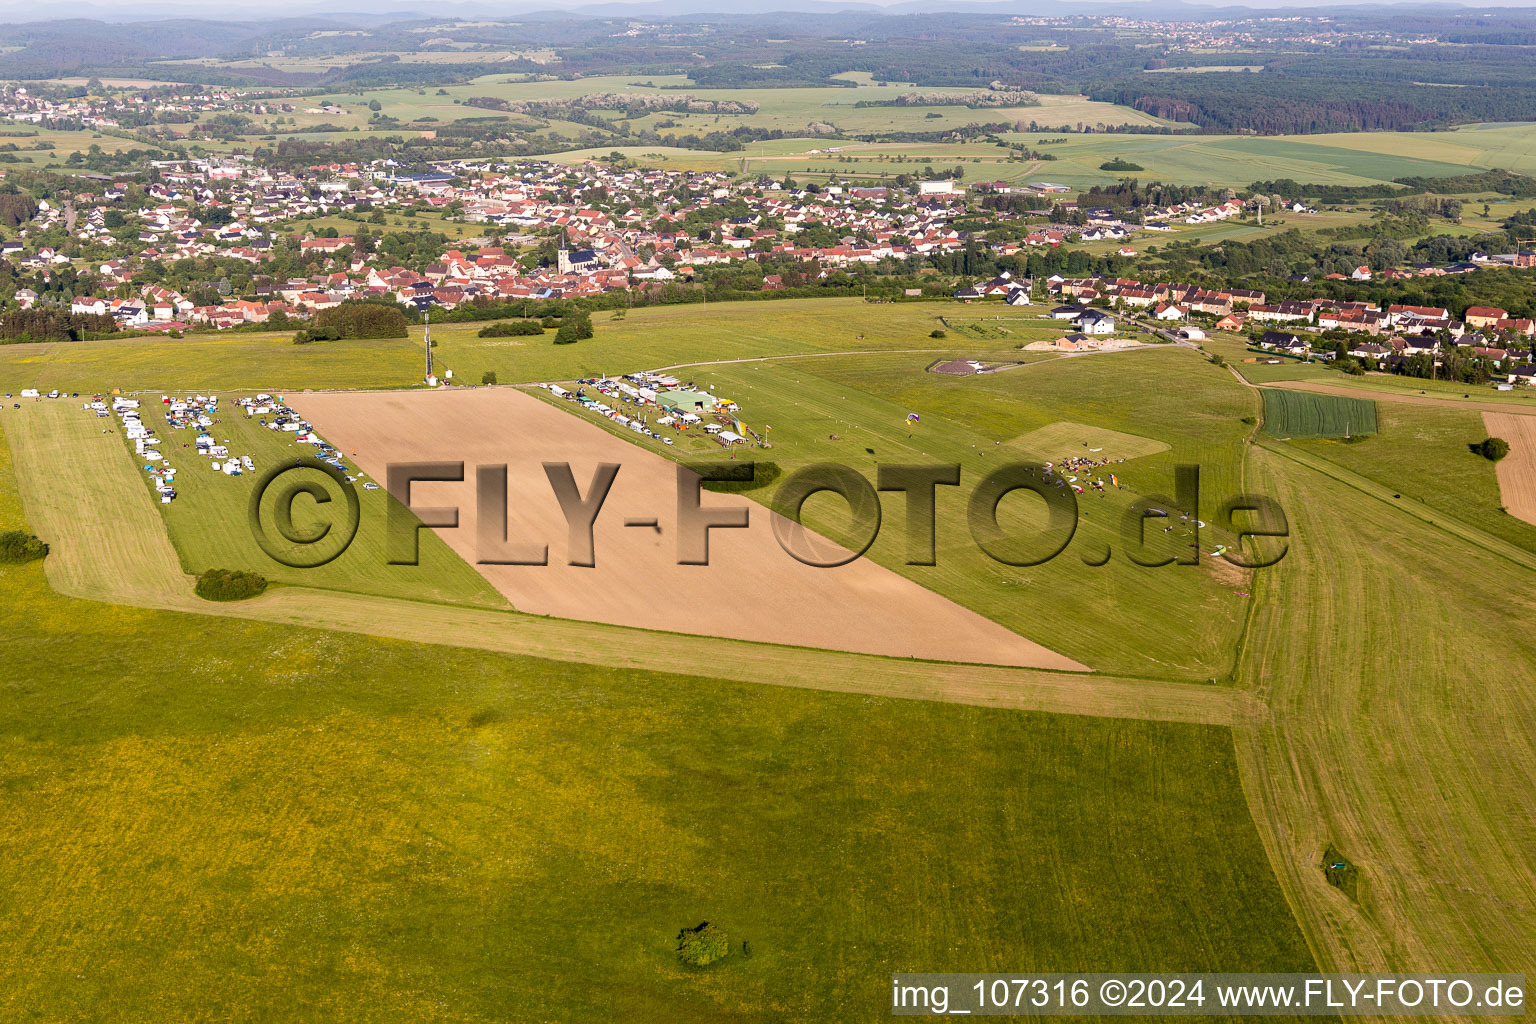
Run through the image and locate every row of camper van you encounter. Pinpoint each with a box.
[252,403,365,483]
[111,397,182,504]
[160,394,259,480]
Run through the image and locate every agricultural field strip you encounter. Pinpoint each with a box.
[1262,378,1536,415]
[1233,447,1536,976]
[589,347,975,379]
[1483,412,1536,526]
[1,409,1239,727]
[1256,438,1536,573]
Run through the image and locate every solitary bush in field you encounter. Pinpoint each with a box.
[478,321,544,338]
[929,328,946,338]
[1321,844,1360,901]
[675,922,730,967]
[554,312,593,345]
[0,530,47,563]
[481,371,498,385]
[194,568,268,602]
[1478,437,1510,461]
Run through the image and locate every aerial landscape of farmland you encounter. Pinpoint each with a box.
[0,0,1533,1019]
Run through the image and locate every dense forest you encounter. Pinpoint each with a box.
[1089,74,1536,134]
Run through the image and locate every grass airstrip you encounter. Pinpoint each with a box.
[1,292,1535,1016]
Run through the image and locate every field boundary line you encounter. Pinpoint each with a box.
[217,589,1251,726]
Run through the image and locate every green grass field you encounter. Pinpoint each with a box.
[433,299,1065,385]
[1003,420,1171,462]
[1262,389,1378,439]
[0,413,1322,1022]
[0,332,420,395]
[127,401,507,607]
[1290,403,1536,552]
[1236,444,1536,975]
[1235,360,1334,384]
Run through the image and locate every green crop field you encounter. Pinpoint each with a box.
[0,412,1323,1022]
[1262,389,1378,439]
[532,124,1536,192]
[544,119,1536,189]
[304,74,1170,139]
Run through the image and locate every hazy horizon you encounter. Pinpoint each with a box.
[11,0,1536,22]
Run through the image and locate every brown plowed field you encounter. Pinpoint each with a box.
[294,387,1086,671]
[1484,411,1536,525]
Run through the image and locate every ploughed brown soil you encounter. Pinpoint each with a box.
[1485,411,1536,526]
[294,387,1087,671]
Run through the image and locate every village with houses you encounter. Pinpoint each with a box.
[1032,273,1536,384]
[2,120,1536,393]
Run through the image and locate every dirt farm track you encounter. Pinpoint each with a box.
[293,387,1085,670]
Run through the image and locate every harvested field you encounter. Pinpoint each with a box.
[293,388,1085,671]
[1484,411,1536,525]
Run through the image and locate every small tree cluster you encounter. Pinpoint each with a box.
[312,301,410,340]
[1477,436,1510,462]
[478,321,545,337]
[0,530,48,563]
[194,568,269,602]
[675,923,730,967]
[554,309,594,345]
[0,309,116,343]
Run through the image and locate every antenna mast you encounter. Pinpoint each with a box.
[424,307,433,382]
